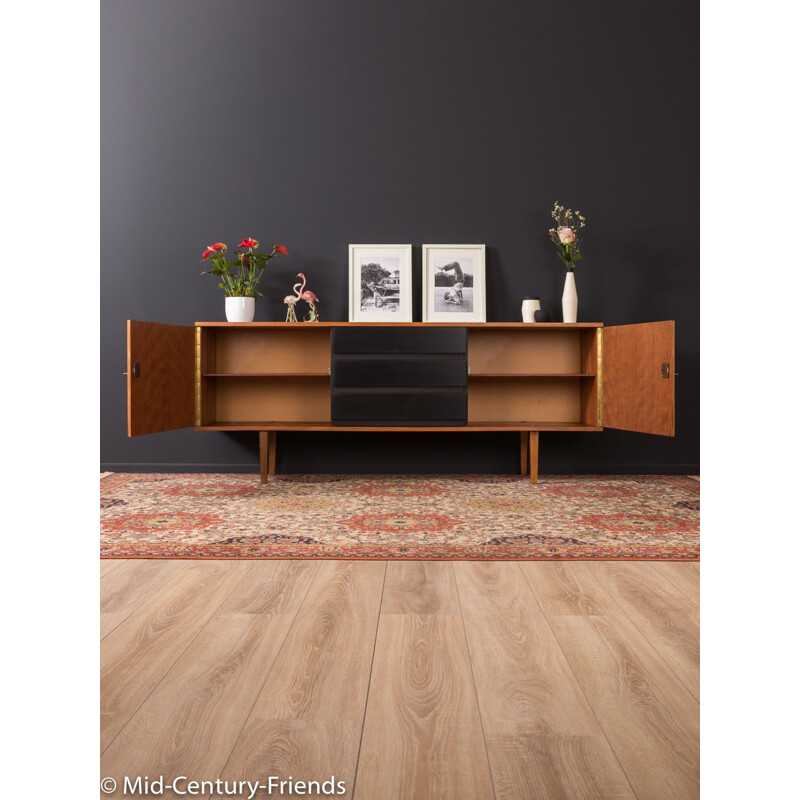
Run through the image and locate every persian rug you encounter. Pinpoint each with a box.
[100,473,699,560]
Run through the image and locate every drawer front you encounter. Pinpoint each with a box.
[332,357,467,389]
[332,326,467,355]
[332,392,467,426]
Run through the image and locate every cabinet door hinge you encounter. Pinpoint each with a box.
[661,362,670,378]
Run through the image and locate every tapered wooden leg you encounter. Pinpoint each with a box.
[520,432,529,475]
[268,431,277,476]
[258,431,269,484]
[529,432,539,485]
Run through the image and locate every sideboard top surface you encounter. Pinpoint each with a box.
[194,321,604,328]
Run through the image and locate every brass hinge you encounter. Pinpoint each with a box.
[661,362,670,378]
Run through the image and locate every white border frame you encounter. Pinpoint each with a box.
[348,244,413,322]
[422,244,486,323]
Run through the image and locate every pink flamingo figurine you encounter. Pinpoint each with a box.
[294,273,320,322]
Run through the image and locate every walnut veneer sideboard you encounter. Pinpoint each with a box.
[126,321,675,483]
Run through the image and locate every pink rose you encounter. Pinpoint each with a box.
[558,227,576,245]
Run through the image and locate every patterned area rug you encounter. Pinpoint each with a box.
[100,473,699,560]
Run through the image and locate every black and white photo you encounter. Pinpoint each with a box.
[349,245,412,322]
[422,244,486,322]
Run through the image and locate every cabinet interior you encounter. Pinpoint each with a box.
[196,326,601,429]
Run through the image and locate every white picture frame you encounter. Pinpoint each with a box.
[422,244,486,323]
[348,244,413,322]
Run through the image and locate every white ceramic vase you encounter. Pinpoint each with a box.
[521,297,541,323]
[225,296,256,323]
[562,271,578,323]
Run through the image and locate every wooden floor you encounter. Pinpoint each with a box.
[101,559,699,800]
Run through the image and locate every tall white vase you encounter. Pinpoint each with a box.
[562,271,578,323]
[225,296,255,322]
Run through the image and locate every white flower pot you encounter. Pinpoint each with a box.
[225,296,256,323]
[562,271,578,323]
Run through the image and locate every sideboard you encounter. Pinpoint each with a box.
[126,321,675,483]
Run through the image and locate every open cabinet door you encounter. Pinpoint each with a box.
[603,320,675,436]
[127,320,195,436]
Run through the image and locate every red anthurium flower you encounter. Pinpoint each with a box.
[210,242,227,251]
[273,244,288,255]
[202,247,214,260]
[238,238,259,249]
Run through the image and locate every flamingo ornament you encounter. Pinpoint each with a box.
[294,273,320,322]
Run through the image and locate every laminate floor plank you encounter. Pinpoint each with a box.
[101,560,184,639]
[219,560,320,616]
[221,561,386,799]
[454,562,635,800]
[589,563,700,700]
[653,562,700,606]
[518,562,622,618]
[354,563,494,800]
[379,560,461,616]
[101,559,126,577]
[549,611,700,800]
[101,561,251,752]
[100,559,700,800]
[102,561,318,799]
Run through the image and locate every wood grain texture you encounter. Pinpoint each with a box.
[469,329,582,374]
[102,562,317,798]
[127,320,195,436]
[519,562,621,618]
[100,559,126,577]
[603,320,675,436]
[214,375,331,423]
[653,562,700,606]
[355,563,493,800]
[221,562,386,795]
[100,559,183,639]
[196,421,602,432]
[589,563,700,700]
[469,378,582,424]
[454,562,634,799]
[100,559,698,800]
[197,322,604,329]
[379,561,461,616]
[549,611,699,800]
[529,431,539,484]
[198,327,217,427]
[214,326,332,373]
[219,560,318,616]
[101,561,250,751]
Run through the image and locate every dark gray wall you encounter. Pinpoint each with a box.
[101,0,699,473]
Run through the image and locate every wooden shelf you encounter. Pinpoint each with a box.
[195,321,604,329]
[203,372,329,377]
[469,372,596,378]
[196,421,603,432]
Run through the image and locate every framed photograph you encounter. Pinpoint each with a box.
[422,244,486,323]
[348,244,413,322]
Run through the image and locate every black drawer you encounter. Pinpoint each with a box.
[332,392,467,426]
[332,357,467,389]
[332,326,467,355]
